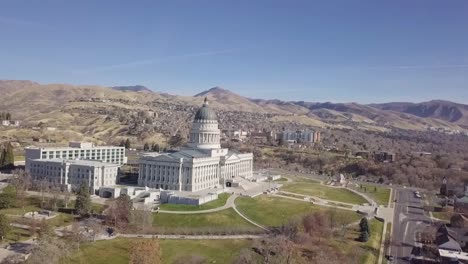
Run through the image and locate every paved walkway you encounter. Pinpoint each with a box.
[118,234,266,240]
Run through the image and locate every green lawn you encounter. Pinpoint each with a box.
[355,184,391,206]
[3,227,32,244]
[360,219,384,264]
[281,182,368,204]
[274,177,288,182]
[0,196,43,215]
[65,238,252,264]
[235,195,361,227]
[158,193,230,211]
[432,211,452,222]
[153,208,258,232]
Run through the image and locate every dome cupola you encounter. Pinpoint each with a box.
[187,97,221,149]
[194,97,218,122]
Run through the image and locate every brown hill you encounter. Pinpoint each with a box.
[1,80,467,146]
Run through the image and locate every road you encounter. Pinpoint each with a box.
[390,187,433,263]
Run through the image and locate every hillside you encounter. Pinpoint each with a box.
[370,100,468,126]
[0,80,467,147]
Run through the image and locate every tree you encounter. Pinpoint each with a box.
[168,133,184,148]
[38,218,54,239]
[10,169,31,211]
[152,143,160,152]
[0,214,11,240]
[0,142,14,169]
[75,184,91,217]
[119,139,126,147]
[27,235,78,264]
[143,143,150,151]
[85,218,104,242]
[129,239,162,264]
[359,230,369,242]
[130,205,153,232]
[106,194,132,229]
[359,218,370,235]
[0,185,16,209]
[125,138,131,149]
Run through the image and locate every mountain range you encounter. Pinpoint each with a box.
[0,80,467,134]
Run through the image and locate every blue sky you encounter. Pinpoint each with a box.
[1,0,468,103]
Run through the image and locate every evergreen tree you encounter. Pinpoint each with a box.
[0,214,11,240]
[0,185,16,209]
[152,143,160,152]
[75,184,91,217]
[5,113,11,121]
[359,230,369,242]
[143,143,150,151]
[0,143,14,169]
[3,143,14,169]
[119,139,126,147]
[125,139,131,149]
[359,218,370,235]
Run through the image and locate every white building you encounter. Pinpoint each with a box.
[281,130,320,143]
[25,142,127,171]
[138,98,253,192]
[28,158,120,193]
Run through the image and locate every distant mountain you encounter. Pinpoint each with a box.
[370,100,468,123]
[111,85,153,92]
[1,79,468,135]
[194,87,271,113]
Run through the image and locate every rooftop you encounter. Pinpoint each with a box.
[31,158,120,167]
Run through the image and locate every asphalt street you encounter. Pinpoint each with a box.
[390,188,433,263]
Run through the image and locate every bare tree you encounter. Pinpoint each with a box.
[84,218,104,242]
[130,205,153,233]
[10,169,31,211]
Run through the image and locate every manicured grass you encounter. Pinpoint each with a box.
[355,184,391,206]
[274,177,288,182]
[282,182,368,204]
[432,211,452,222]
[4,227,32,243]
[235,195,361,227]
[359,219,384,264]
[158,193,230,211]
[47,213,75,227]
[153,208,257,231]
[0,196,43,215]
[66,238,252,264]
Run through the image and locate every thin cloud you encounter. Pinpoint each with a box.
[394,64,468,69]
[72,48,239,75]
[0,16,48,28]
[363,64,468,70]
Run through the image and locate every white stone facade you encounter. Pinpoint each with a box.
[138,98,253,192]
[28,159,120,193]
[25,142,127,172]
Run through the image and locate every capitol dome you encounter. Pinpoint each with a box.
[188,97,221,149]
[194,97,218,121]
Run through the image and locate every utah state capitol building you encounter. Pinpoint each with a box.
[138,98,253,192]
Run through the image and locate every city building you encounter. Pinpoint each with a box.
[25,142,127,172]
[28,158,120,193]
[374,151,396,163]
[138,98,253,192]
[280,129,321,144]
[221,129,248,142]
[249,130,276,144]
